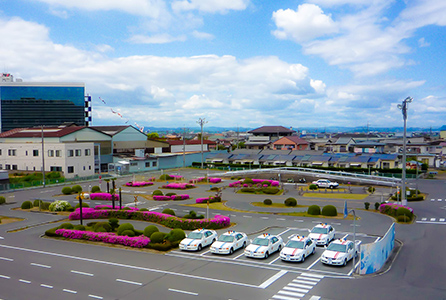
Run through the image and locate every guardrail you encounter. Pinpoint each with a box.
[212,167,402,187]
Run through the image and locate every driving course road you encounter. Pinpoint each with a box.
[0,170,444,300]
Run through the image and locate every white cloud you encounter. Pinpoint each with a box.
[172,0,250,14]
[418,37,430,47]
[272,4,338,43]
[128,33,187,44]
[192,30,214,40]
[310,79,326,94]
[95,44,114,53]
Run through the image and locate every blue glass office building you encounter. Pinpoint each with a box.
[0,75,91,132]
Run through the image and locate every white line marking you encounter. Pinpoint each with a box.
[230,214,237,217]
[341,234,349,240]
[31,263,51,269]
[0,257,13,262]
[300,272,324,279]
[277,218,286,221]
[292,279,317,285]
[416,221,446,225]
[232,253,245,260]
[283,286,310,293]
[278,290,305,298]
[306,257,321,270]
[348,260,361,276]
[333,222,341,225]
[41,284,53,289]
[71,270,94,276]
[438,199,442,201]
[0,275,10,279]
[259,270,287,289]
[168,288,198,296]
[421,218,427,221]
[309,296,321,300]
[430,218,436,221]
[272,295,300,300]
[440,218,445,222]
[288,282,313,289]
[198,211,205,214]
[294,220,304,222]
[183,210,189,212]
[375,237,381,242]
[261,217,269,219]
[0,236,4,240]
[268,257,281,265]
[19,279,31,284]
[200,250,210,256]
[430,199,435,201]
[350,224,360,227]
[312,221,321,223]
[63,289,77,294]
[243,215,252,218]
[277,228,292,236]
[116,279,142,286]
[88,295,103,299]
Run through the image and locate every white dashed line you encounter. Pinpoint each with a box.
[294,220,304,222]
[63,289,77,294]
[19,279,31,284]
[31,263,51,269]
[421,218,427,221]
[168,288,198,296]
[0,275,10,279]
[71,270,94,277]
[243,215,252,218]
[41,284,53,289]
[88,295,104,299]
[261,217,269,219]
[0,257,13,262]
[277,218,286,221]
[116,279,142,286]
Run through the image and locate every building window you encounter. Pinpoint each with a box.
[56,150,62,157]
[12,165,17,170]
[5,164,10,170]
[89,166,91,170]
[48,150,54,157]
[152,161,157,167]
[33,150,39,157]
[83,166,85,170]
[130,162,137,166]
[145,162,150,167]
[85,149,91,156]
[50,166,62,172]
[75,149,81,157]
[0,164,2,169]
[0,149,2,155]
[8,149,16,156]
[25,151,28,156]
[68,150,74,157]
[67,166,74,173]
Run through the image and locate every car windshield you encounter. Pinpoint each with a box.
[187,232,203,239]
[252,238,269,246]
[311,227,328,234]
[285,240,304,249]
[327,243,347,252]
[219,235,234,242]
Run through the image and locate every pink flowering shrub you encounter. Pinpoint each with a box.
[196,197,221,204]
[55,229,150,248]
[153,194,190,201]
[189,177,222,184]
[379,203,414,214]
[162,183,195,189]
[125,181,154,187]
[229,179,279,187]
[69,207,230,230]
[90,193,120,201]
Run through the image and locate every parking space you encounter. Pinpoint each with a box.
[168,226,378,277]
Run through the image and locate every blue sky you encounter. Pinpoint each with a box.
[1,0,445,129]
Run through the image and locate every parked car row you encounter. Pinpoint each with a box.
[179,225,360,267]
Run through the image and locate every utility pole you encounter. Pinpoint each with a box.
[398,96,413,206]
[41,125,46,188]
[182,126,188,168]
[197,118,207,169]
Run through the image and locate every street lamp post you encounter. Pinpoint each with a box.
[197,118,207,169]
[397,96,413,206]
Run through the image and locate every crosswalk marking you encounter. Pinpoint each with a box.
[272,295,301,300]
[293,279,317,285]
[440,218,445,222]
[283,286,310,293]
[271,273,323,300]
[278,290,305,298]
[421,218,427,221]
[430,218,436,221]
[288,282,313,289]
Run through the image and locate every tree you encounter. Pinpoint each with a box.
[147,132,159,140]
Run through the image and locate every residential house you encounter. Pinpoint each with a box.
[245,126,295,150]
[272,136,309,151]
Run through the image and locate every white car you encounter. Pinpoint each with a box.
[312,179,339,189]
[280,235,316,262]
[210,230,248,255]
[321,239,361,266]
[179,228,217,251]
[309,223,336,246]
[244,233,283,259]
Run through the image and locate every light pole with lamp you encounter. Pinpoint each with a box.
[197,118,208,169]
[397,96,413,206]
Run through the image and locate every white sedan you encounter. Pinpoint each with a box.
[321,239,361,266]
[280,235,316,262]
[210,231,248,254]
[244,233,283,259]
[179,229,217,251]
[312,179,339,189]
[309,223,336,246]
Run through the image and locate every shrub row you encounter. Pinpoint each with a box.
[153,194,190,201]
[195,197,221,204]
[189,177,222,184]
[379,203,414,222]
[162,183,195,189]
[125,181,154,187]
[307,205,338,216]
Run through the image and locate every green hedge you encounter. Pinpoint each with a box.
[322,205,337,216]
[62,187,72,195]
[21,201,33,209]
[263,199,272,205]
[0,196,5,204]
[284,198,297,207]
[307,205,321,215]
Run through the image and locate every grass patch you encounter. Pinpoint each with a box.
[302,193,369,200]
[0,216,25,225]
[251,202,306,209]
[236,190,283,195]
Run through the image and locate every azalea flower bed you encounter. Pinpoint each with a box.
[189,177,222,184]
[379,203,414,215]
[153,194,190,201]
[125,181,154,187]
[229,179,279,187]
[55,229,150,248]
[162,183,195,189]
[90,193,120,201]
[68,207,230,230]
[195,197,220,204]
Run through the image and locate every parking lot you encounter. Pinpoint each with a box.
[168,226,378,277]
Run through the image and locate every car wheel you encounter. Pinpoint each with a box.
[230,248,234,255]
[242,241,246,248]
[312,247,315,255]
[212,238,216,243]
[264,251,269,259]
[301,254,305,262]
[343,258,347,266]
[197,244,202,251]
[330,185,334,189]
[278,245,282,252]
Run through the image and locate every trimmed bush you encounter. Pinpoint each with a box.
[243,178,254,185]
[67,207,75,212]
[407,195,424,201]
[75,202,90,209]
[162,208,176,216]
[21,201,33,209]
[108,218,119,230]
[307,205,321,215]
[263,187,280,194]
[143,225,159,238]
[284,197,297,207]
[152,190,163,196]
[368,186,376,194]
[322,205,338,216]
[240,187,255,193]
[73,225,86,231]
[397,215,411,223]
[121,230,135,237]
[49,200,71,212]
[41,201,51,210]
[184,210,204,219]
[147,240,174,251]
[139,208,148,211]
[364,202,370,210]
[0,196,5,204]
[165,192,177,196]
[134,229,144,236]
[263,199,272,205]
[159,174,174,181]
[166,228,186,242]
[59,223,74,229]
[94,222,112,232]
[396,207,413,219]
[72,185,83,193]
[62,187,72,195]
[261,181,271,186]
[91,185,101,193]
[45,228,58,237]
[150,231,166,243]
[33,199,43,207]
[309,184,318,190]
[374,202,380,210]
[117,223,135,235]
